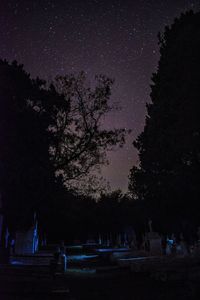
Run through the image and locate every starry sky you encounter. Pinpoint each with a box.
[1,0,199,193]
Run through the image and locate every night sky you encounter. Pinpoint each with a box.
[1,0,199,193]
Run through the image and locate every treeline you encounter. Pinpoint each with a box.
[41,189,146,243]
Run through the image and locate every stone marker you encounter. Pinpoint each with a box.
[146,220,162,256]
[0,195,3,245]
[147,231,162,256]
[15,213,38,255]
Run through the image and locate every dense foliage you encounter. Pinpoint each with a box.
[0,60,55,230]
[129,11,200,235]
[0,60,126,232]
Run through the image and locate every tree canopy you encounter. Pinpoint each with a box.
[0,60,126,231]
[129,11,200,234]
[44,72,126,192]
[0,60,55,230]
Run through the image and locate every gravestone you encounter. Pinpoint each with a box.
[86,238,96,245]
[122,233,127,247]
[15,214,38,255]
[15,227,38,255]
[126,228,137,249]
[147,232,162,256]
[166,237,174,255]
[4,227,10,249]
[106,237,110,247]
[0,196,3,245]
[61,253,67,273]
[146,220,162,256]
[98,234,102,245]
[179,239,189,256]
[117,233,122,247]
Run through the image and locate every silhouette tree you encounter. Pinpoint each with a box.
[0,60,126,233]
[129,11,200,234]
[0,60,56,231]
[43,72,126,191]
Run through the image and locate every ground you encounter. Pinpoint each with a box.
[1,264,200,299]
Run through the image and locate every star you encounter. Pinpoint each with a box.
[1,0,199,192]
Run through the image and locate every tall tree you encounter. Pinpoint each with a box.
[129,11,200,234]
[0,61,126,232]
[0,60,55,230]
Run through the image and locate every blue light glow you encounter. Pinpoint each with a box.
[68,255,98,261]
[10,260,25,265]
[96,248,129,253]
[67,268,96,274]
